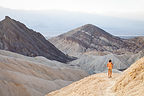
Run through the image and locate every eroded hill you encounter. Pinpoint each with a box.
[0,50,88,96]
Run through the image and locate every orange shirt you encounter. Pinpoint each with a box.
[107,62,113,69]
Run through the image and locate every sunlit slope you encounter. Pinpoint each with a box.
[46,57,144,96]
[112,57,144,96]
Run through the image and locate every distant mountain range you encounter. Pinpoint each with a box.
[0,16,144,74]
[0,16,73,63]
[49,24,144,56]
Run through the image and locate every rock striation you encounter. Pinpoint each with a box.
[49,24,144,56]
[68,49,144,74]
[0,50,88,96]
[0,16,74,63]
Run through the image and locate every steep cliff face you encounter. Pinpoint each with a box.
[49,24,143,56]
[0,16,73,63]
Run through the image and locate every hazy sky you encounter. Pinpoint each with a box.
[0,0,144,20]
[0,0,144,37]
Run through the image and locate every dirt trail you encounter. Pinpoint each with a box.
[104,76,116,96]
[46,73,120,96]
[93,73,118,96]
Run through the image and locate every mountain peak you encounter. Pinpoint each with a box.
[76,24,99,31]
[1,16,14,25]
[5,16,11,20]
[0,17,73,63]
[58,24,111,38]
[50,24,143,56]
[82,24,96,27]
[50,24,123,56]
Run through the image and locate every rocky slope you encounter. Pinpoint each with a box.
[46,57,144,96]
[49,24,144,56]
[0,50,88,96]
[112,57,144,96]
[68,49,144,74]
[0,16,73,63]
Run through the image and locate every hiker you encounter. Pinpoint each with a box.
[107,60,113,78]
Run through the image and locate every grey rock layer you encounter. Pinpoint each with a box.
[49,24,144,57]
[68,50,144,74]
[0,50,88,96]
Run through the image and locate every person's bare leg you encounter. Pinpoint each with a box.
[108,70,109,78]
[108,69,110,78]
[110,70,112,78]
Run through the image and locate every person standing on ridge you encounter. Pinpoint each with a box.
[107,60,113,78]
